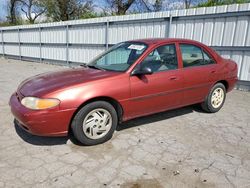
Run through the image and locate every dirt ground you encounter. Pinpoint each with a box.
[0,58,250,188]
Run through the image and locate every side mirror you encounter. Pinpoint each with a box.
[131,66,153,76]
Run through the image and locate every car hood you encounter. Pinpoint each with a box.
[18,67,120,97]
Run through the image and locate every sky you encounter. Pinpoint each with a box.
[0,0,7,21]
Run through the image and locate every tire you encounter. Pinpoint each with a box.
[71,101,118,146]
[201,83,226,113]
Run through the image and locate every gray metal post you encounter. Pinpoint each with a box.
[66,25,69,65]
[167,14,172,38]
[1,30,4,57]
[18,28,21,60]
[238,51,245,81]
[105,20,109,50]
[39,27,42,63]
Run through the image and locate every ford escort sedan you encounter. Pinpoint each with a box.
[10,38,238,145]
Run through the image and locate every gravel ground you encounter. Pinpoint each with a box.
[0,58,250,188]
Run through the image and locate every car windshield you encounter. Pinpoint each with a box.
[88,42,148,72]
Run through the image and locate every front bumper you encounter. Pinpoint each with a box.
[9,93,76,136]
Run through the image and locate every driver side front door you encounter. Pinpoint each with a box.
[128,43,184,118]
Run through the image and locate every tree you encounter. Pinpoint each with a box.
[7,0,21,24]
[154,0,163,11]
[184,0,192,8]
[75,1,95,19]
[20,0,46,24]
[105,0,136,15]
[139,0,163,12]
[43,0,94,21]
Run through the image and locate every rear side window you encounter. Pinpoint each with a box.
[180,44,215,68]
[203,50,216,65]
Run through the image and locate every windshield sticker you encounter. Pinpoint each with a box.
[128,44,145,51]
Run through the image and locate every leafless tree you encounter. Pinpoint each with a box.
[7,0,20,24]
[139,0,163,12]
[20,0,46,24]
[105,0,136,15]
[184,0,192,8]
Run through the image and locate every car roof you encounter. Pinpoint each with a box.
[129,38,204,46]
[128,38,220,61]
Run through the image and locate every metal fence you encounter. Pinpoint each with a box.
[0,3,250,87]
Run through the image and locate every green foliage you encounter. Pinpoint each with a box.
[0,18,23,27]
[196,0,250,7]
[0,22,16,27]
[79,12,98,19]
[41,0,94,21]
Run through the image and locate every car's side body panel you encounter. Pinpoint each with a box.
[179,65,215,105]
[128,69,184,118]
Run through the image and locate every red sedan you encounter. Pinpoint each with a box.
[9,38,238,145]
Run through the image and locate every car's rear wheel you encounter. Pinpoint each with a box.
[201,83,226,113]
[71,101,118,145]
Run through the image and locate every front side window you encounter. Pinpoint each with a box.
[89,42,147,72]
[139,44,178,72]
[180,44,215,68]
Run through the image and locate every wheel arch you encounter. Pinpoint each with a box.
[68,96,124,133]
[215,80,229,91]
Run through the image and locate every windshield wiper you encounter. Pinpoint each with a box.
[80,63,104,70]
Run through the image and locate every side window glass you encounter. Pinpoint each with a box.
[180,44,204,67]
[203,50,215,65]
[140,44,178,72]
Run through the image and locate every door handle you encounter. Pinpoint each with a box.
[210,70,216,74]
[169,76,178,81]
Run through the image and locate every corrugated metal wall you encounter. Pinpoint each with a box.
[0,3,250,83]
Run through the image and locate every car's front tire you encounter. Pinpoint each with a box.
[71,101,118,145]
[201,83,226,113]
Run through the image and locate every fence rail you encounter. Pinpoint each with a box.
[0,3,250,86]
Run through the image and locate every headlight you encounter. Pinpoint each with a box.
[21,97,60,110]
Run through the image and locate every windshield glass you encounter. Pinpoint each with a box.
[88,42,147,72]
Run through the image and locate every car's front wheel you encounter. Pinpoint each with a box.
[71,101,118,145]
[201,83,226,113]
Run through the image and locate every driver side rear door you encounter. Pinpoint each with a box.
[178,43,218,105]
